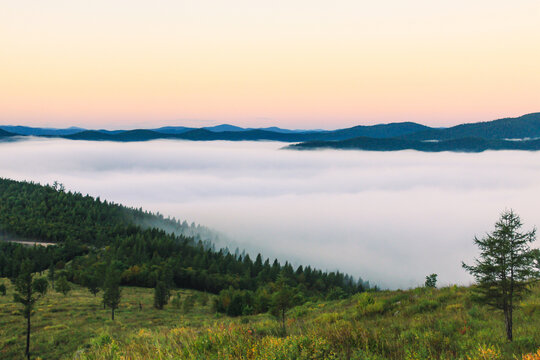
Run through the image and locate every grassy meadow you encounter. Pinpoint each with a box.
[0,278,539,360]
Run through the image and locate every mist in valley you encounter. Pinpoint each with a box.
[2,137,540,289]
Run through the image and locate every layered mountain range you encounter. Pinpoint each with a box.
[2,112,540,152]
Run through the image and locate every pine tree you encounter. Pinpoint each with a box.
[13,260,48,360]
[462,210,540,341]
[102,265,122,320]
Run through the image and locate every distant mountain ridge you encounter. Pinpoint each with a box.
[0,125,85,136]
[0,121,432,140]
[401,112,540,141]
[0,129,16,138]
[2,113,540,152]
[58,122,431,142]
[288,136,540,153]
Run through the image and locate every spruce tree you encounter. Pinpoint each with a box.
[102,265,122,320]
[462,210,540,341]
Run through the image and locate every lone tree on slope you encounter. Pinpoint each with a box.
[13,260,48,360]
[153,280,170,310]
[82,268,101,297]
[462,209,540,341]
[103,264,122,320]
[55,275,71,296]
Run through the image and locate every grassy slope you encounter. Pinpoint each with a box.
[1,279,539,360]
[0,280,219,360]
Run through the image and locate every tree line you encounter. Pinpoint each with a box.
[0,178,367,300]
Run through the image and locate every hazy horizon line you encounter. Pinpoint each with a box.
[2,111,539,132]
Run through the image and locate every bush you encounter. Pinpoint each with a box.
[521,299,540,316]
[215,288,255,317]
[55,275,72,296]
[182,294,196,314]
[355,292,387,316]
[410,299,439,314]
[171,292,182,309]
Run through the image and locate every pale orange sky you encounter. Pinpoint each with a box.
[1,1,539,129]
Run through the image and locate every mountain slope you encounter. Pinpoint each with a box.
[0,129,17,138]
[289,136,540,152]
[4,282,532,360]
[317,122,431,141]
[0,177,363,299]
[152,126,194,134]
[403,113,540,141]
[0,125,85,136]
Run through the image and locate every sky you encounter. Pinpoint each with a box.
[2,138,540,289]
[1,1,539,129]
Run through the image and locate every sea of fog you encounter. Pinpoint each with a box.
[2,137,540,289]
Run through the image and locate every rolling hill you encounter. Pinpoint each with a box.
[57,122,433,142]
[3,113,540,151]
[288,136,540,152]
[402,112,540,141]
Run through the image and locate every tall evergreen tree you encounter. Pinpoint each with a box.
[153,280,170,309]
[270,275,295,333]
[13,260,48,360]
[102,265,122,320]
[462,210,540,341]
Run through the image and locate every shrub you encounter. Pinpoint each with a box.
[410,299,439,314]
[522,349,540,360]
[521,299,540,316]
[466,344,501,360]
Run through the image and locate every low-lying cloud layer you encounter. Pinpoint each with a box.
[2,138,540,289]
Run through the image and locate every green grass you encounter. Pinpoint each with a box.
[0,279,221,360]
[1,278,539,360]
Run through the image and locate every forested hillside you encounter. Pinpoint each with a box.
[0,178,366,309]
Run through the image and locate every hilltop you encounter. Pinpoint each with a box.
[401,113,540,141]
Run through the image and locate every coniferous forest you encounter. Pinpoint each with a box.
[0,178,365,315]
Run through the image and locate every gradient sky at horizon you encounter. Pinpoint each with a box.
[1,1,539,129]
